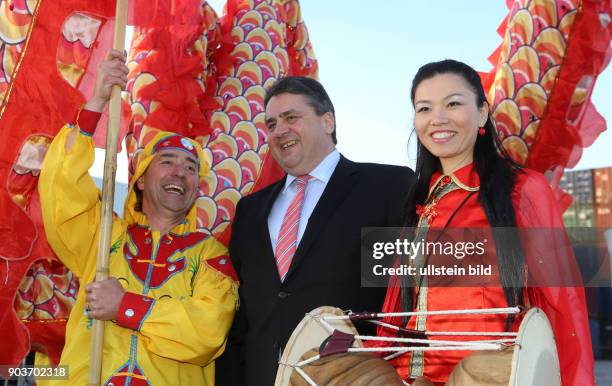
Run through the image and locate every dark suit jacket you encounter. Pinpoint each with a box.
[216,156,414,386]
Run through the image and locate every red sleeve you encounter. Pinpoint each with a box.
[73,108,101,136]
[116,291,155,331]
[514,169,595,386]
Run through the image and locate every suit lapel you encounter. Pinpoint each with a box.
[284,156,358,281]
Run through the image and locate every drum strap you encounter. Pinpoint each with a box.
[319,330,355,358]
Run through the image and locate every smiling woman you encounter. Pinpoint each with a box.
[413,73,488,174]
[376,59,595,385]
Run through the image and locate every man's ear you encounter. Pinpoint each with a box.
[323,112,335,135]
[136,176,145,190]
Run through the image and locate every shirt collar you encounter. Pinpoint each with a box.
[430,162,480,192]
[283,149,340,192]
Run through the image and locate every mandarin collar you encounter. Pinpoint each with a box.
[430,163,480,193]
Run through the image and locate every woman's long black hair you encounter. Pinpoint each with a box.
[402,59,525,328]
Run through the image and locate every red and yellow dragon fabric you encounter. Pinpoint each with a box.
[483,0,612,208]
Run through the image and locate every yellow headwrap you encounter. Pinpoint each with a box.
[123,130,210,231]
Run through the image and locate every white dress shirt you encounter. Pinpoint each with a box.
[268,149,340,253]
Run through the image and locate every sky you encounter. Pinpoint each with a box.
[91,0,612,183]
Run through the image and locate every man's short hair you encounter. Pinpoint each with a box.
[264,76,337,144]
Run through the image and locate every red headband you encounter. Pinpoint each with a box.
[153,135,199,161]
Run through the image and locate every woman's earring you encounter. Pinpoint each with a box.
[478,127,485,136]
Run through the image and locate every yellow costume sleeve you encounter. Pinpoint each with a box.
[39,126,102,279]
[138,239,238,366]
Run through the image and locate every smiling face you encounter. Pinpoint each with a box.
[137,148,200,220]
[265,93,335,176]
[413,73,488,173]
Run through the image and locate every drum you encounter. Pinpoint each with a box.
[509,307,561,386]
[447,308,561,386]
[274,306,403,386]
[275,306,561,386]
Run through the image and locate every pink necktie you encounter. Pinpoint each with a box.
[275,175,312,281]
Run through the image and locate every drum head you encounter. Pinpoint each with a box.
[274,306,363,386]
[509,308,561,386]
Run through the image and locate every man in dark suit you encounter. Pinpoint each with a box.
[216,77,414,385]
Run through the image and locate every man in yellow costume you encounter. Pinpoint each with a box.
[38,50,238,385]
